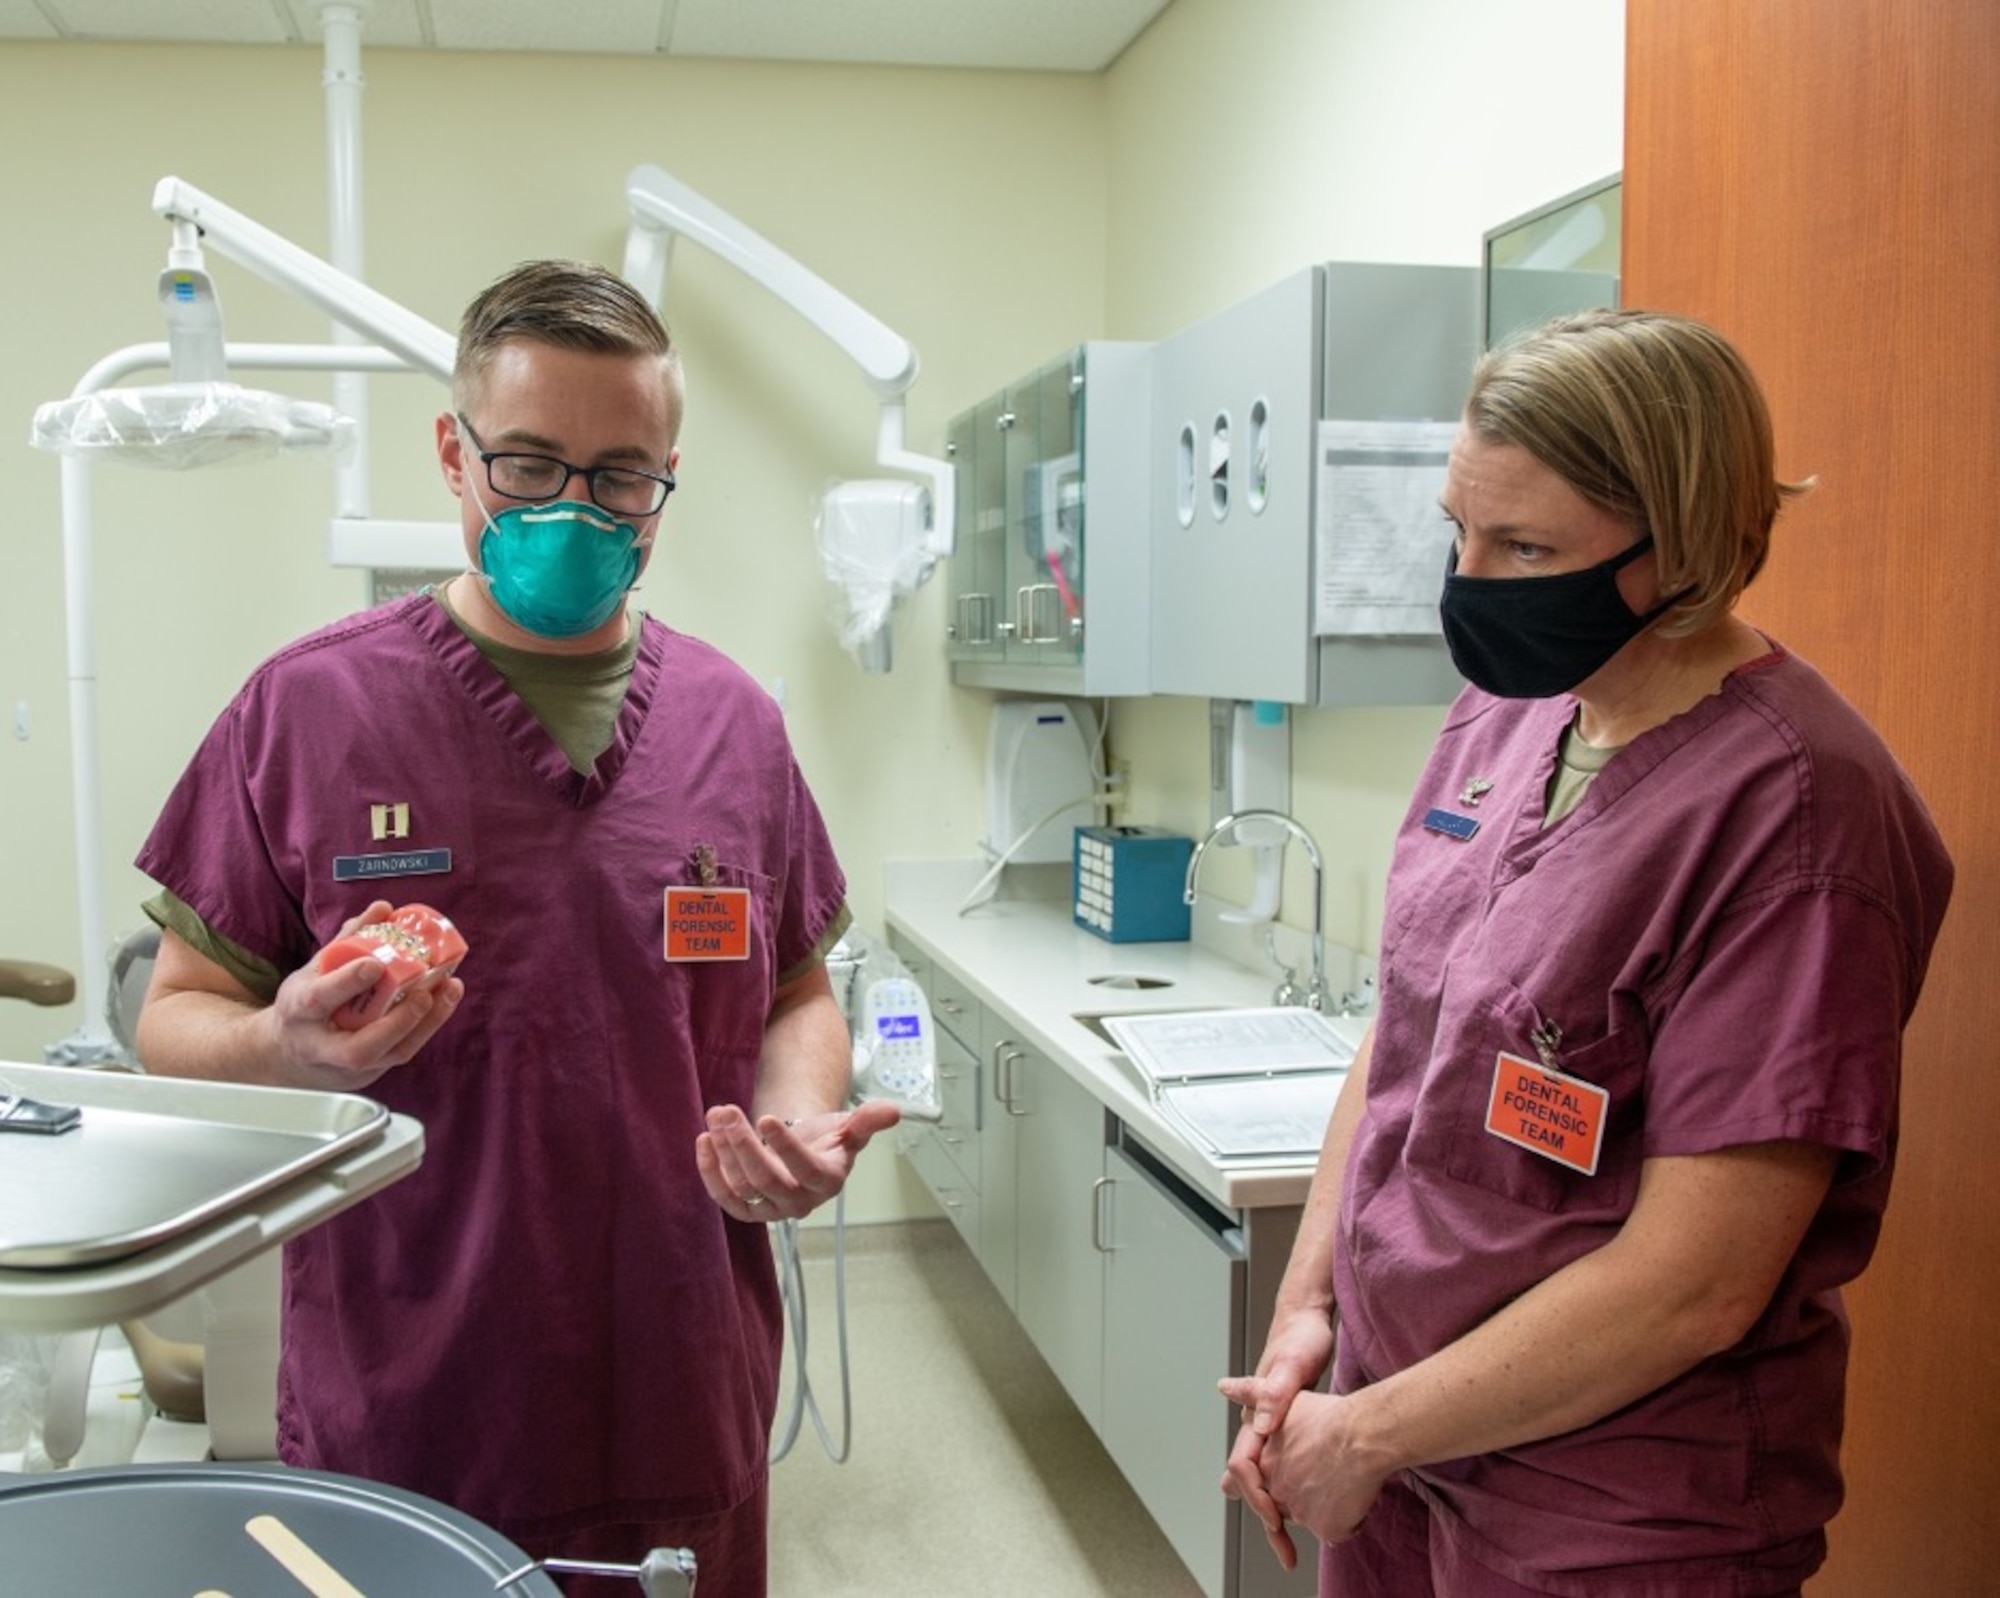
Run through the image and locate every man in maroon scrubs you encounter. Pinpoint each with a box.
[136,259,895,1597]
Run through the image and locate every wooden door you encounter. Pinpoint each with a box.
[1625,2,1999,1590]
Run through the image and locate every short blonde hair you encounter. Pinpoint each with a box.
[453,259,679,414]
[1465,308,1810,636]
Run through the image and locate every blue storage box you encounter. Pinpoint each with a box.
[1073,826,1194,944]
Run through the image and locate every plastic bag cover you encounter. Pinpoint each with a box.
[30,383,355,470]
[815,479,933,649]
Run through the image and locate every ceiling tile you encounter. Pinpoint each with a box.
[0,0,57,40]
[426,0,668,56]
[0,0,1175,70]
[32,0,298,46]
[668,0,1171,71]
[288,0,431,51]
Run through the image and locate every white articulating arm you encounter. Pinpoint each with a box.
[621,163,952,560]
[624,163,915,396]
[152,176,455,385]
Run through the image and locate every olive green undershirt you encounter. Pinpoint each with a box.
[433,580,642,776]
[1545,716,1622,826]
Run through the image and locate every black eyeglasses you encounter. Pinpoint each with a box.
[457,415,676,518]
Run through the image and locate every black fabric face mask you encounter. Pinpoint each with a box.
[1439,538,1677,698]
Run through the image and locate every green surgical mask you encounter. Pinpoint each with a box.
[474,495,643,639]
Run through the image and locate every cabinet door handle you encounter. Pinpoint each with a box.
[991,1041,1019,1113]
[955,593,996,647]
[1092,1175,1116,1253]
[1014,583,1063,645]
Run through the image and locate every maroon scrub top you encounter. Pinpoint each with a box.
[137,594,849,1543]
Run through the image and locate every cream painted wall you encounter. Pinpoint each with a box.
[1100,0,1625,960]
[0,42,1104,1219]
[0,4,1622,1227]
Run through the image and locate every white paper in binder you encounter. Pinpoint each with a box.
[1103,1007,1359,1163]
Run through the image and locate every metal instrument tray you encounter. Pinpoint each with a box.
[0,1062,422,1333]
[0,1463,561,1595]
[0,1060,389,1269]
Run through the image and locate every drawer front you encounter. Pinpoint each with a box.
[885,928,931,990]
[933,1024,982,1189]
[902,1126,980,1254]
[926,963,980,1052]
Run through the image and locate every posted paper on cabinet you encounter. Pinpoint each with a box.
[1312,418,1459,637]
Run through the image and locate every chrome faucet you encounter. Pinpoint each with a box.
[1183,809,1329,1012]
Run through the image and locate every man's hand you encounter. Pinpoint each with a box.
[696,1100,901,1222]
[139,909,463,1091]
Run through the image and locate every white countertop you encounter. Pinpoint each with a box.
[883,858,1363,1211]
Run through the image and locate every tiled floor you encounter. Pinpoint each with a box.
[768,1220,1206,1598]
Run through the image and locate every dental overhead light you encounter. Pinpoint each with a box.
[621,163,954,672]
[32,179,454,473]
[30,379,353,469]
[30,226,355,469]
[30,174,455,1066]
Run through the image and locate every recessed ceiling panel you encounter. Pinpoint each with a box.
[0,0,1175,70]
[426,0,669,57]
[0,0,58,40]
[668,0,1172,71]
[289,0,430,51]
[26,0,297,45]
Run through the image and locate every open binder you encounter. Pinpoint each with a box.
[1102,1007,1357,1163]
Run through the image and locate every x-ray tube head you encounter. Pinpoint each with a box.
[816,478,933,671]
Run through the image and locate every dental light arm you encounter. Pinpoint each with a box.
[623,163,916,397]
[622,164,953,670]
[153,176,455,384]
[38,181,455,478]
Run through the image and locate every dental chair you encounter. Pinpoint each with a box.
[0,960,75,1011]
[1,937,279,1471]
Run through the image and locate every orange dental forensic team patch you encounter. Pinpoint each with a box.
[664,886,751,962]
[1485,1051,1609,1176]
